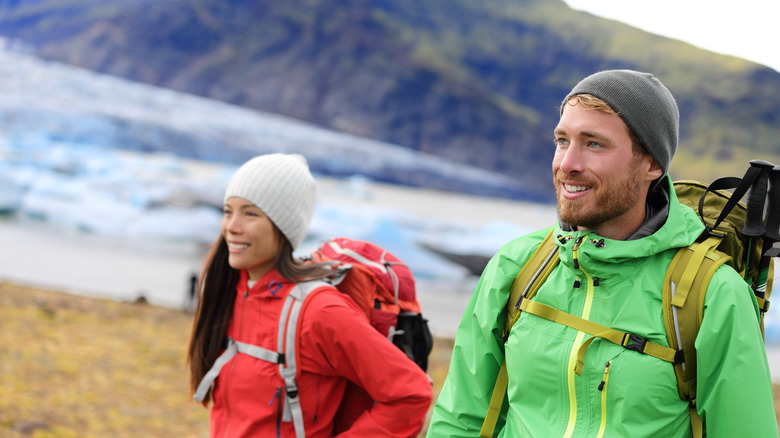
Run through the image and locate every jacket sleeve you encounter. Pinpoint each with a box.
[300,288,434,438]
[427,231,545,437]
[695,266,779,437]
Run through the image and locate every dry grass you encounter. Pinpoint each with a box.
[0,282,453,437]
[0,282,211,437]
[3,281,778,437]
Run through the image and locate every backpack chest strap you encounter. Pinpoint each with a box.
[193,337,282,402]
[518,299,680,375]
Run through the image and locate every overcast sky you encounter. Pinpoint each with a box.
[563,0,780,73]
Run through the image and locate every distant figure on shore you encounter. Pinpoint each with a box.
[185,272,197,312]
[187,153,432,437]
[427,70,777,437]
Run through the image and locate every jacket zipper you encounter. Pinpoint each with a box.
[563,235,596,438]
[314,375,321,424]
[274,387,283,438]
[223,285,251,438]
[597,361,612,438]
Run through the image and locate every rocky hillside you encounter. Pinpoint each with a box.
[1,0,779,200]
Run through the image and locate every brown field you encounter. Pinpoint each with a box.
[0,282,452,437]
[1,281,777,437]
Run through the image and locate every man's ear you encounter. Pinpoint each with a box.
[646,157,663,182]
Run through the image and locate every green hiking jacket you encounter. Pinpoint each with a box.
[428,178,778,437]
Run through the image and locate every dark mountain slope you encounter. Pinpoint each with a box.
[1,0,779,200]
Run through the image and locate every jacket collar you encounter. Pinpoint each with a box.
[555,176,705,265]
[237,269,294,298]
[625,181,670,240]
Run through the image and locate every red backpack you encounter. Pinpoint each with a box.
[310,237,433,371]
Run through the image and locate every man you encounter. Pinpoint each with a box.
[427,70,777,437]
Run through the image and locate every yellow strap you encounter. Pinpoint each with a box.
[690,403,703,438]
[671,236,721,308]
[756,295,770,312]
[503,230,559,338]
[479,360,508,438]
[664,241,731,406]
[481,229,560,436]
[520,299,678,365]
[575,336,599,375]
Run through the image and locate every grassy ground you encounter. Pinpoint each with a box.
[0,282,452,437]
[3,281,778,437]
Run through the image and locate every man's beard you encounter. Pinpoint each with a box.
[555,158,645,230]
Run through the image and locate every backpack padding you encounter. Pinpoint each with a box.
[503,230,560,339]
[662,243,730,438]
[662,242,731,402]
[320,237,417,303]
[280,281,330,437]
[675,180,774,322]
[675,180,747,275]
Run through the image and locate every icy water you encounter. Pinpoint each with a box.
[0,213,478,337]
[0,175,557,339]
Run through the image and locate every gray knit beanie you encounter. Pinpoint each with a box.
[224,153,316,249]
[561,70,679,179]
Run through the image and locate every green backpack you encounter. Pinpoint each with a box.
[480,161,778,438]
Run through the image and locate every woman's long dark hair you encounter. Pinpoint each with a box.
[187,227,333,405]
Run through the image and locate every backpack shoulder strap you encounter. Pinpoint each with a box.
[279,280,330,438]
[193,336,284,403]
[480,229,559,437]
[503,229,561,338]
[191,281,329,413]
[662,237,731,438]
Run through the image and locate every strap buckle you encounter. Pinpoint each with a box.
[703,224,726,240]
[624,333,648,353]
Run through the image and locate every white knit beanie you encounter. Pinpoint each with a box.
[223,153,316,249]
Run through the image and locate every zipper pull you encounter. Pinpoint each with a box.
[572,236,586,269]
[598,361,611,391]
[269,387,282,406]
[573,276,581,288]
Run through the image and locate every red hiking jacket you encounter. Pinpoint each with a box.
[208,269,433,437]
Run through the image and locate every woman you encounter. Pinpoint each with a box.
[187,153,433,437]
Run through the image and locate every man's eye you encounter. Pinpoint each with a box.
[587,141,602,149]
[555,138,569,147]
